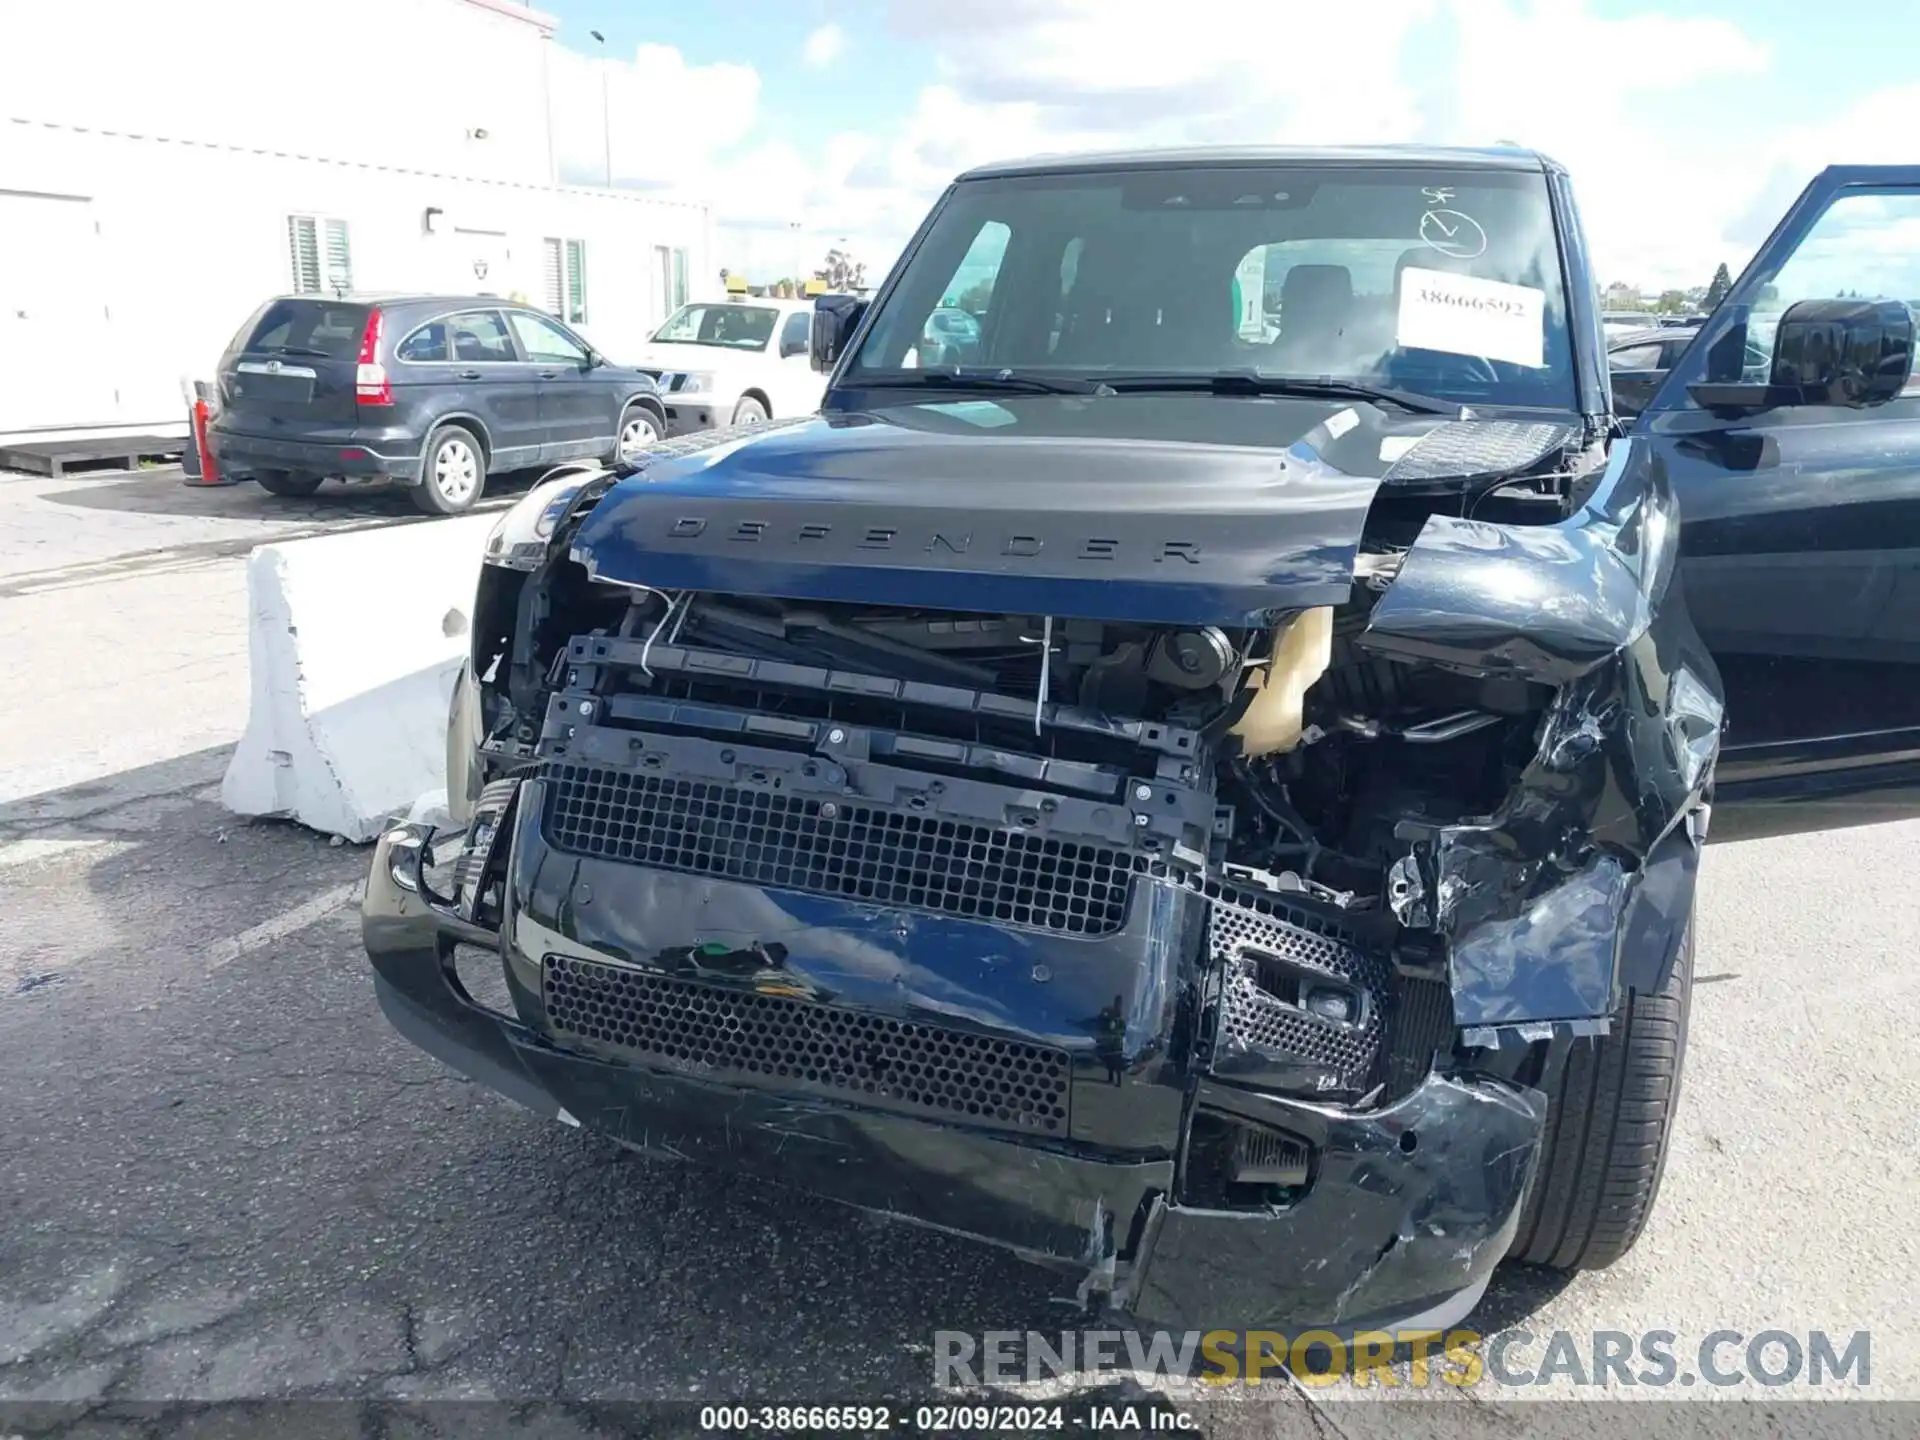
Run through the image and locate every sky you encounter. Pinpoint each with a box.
[534,0,1920,291]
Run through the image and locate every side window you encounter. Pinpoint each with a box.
[449,311,517,364]
[1716,190,1920,381]
[778,310,811,357]
[508,311,590,365]
[1609,341,1664,371]
[397,321,450,363]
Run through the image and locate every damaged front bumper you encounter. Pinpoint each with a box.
[364,807,1545,1333]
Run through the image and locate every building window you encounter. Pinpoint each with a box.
[288,215,352,295]
[544,237,588,324]
[651,245,690,322]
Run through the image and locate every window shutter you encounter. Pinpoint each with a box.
[321,219,352,296]
[287,216,320,293]
[543,238,565,316]
[565,239,587,324]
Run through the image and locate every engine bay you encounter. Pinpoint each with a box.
[476,565,1554,918]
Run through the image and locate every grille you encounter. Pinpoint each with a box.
[1209,890,1388,1090]
[542,764,1135,935]
[544,954,1071,1133]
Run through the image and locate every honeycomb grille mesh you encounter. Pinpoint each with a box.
[1209,890,1388,1089]
[542,764,1133,934]
[543,954,1072,1133]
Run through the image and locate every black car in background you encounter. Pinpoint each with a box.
[209,295,666,514]
[1606,323,1698,417]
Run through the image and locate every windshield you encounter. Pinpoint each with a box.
[651,303,778,351]
[848,164,1578,410]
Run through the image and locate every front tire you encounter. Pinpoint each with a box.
[413,425,485,515]
[613,405,662,462]
[1509,924,1693,1270]
[731,395,768,426]
[254,469,324,497]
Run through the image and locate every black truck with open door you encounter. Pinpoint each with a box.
[362,150,1919,1335]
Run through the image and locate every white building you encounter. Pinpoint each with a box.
[0,0,715,441]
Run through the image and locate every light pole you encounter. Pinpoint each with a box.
[789,220,803,292]
[589,30,612,187]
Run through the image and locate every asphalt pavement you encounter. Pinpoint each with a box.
[0,465,1913,1436]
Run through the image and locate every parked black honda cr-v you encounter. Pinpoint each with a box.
[208,295,666,514]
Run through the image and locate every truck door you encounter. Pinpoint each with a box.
[1637,166,1920,840]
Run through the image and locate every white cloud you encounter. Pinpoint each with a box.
[802,23,847,68]
[630,0,1888,295]
[1437,0,1771,288]
[548,42,761,189]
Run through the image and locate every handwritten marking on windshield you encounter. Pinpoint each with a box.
[1419,209,1488,259]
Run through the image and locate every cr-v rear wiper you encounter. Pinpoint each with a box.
[858,369,1113,396]
[1100,370,1459,415]
[254,345,335,359]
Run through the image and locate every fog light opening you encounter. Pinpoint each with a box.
[451,942,515,1017]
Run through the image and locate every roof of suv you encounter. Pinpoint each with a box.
[957,143,1556,182]
[261,293,547,311]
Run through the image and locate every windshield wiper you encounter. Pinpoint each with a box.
[858,369,1112,396]
[1099,370,1459,416]
[256,345,335,359]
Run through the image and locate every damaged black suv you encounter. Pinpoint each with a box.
[363,147,1920,1332]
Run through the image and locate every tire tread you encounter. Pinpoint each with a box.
[1510,928,1691,1270]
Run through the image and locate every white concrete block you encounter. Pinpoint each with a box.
[221,515,496,842]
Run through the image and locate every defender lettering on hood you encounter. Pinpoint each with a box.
[661,515,1206,565]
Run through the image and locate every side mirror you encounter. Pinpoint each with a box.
[779,333,808,359]
[1773,297,1912,404]
[810,295,869,374]
[1689,297,1913,412]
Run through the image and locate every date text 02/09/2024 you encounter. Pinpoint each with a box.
[696,1403,1199,1432]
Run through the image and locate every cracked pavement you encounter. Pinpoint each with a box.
[0,465,1914,1436]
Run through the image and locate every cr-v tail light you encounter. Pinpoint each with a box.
[355,308,391,406]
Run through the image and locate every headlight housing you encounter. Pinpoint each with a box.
[483,471,596,571]
[675,370,718,396]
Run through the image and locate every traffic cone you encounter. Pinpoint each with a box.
[181,379,237,486]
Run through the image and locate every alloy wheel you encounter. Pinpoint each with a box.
[434,437,479,504]
[620,413,660,458]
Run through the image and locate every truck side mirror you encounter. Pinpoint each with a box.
[810,295,869,374]
[1771,297,1913,405]
[1689,298,1913,413]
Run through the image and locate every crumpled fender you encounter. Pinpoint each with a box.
[1362,438,1724,1031]
[1361,439,1673,685]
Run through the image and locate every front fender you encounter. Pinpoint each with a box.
[1362,437,1723,1032]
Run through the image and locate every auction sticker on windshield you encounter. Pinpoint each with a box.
[1397,266,1545,368]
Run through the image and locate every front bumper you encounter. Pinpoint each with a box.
[363,816,1546,1332]
[660,399,721,435]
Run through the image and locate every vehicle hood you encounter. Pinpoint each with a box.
[568,393,1577,627]
[635,340,762,372]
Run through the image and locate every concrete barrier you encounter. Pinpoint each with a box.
[221,515,496,841]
